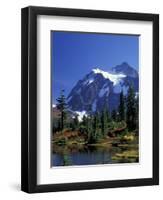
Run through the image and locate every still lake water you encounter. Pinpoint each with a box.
[52,145,138,166]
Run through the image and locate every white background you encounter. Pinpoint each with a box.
[0,0,162,199]
[37,16,153,184]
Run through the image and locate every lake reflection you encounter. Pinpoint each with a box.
[52,144,138,166]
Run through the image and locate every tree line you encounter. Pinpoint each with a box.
[54,84,138,143]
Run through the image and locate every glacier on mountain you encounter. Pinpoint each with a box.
[92,68,126,85]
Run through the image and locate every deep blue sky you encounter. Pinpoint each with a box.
[51,31,139,104]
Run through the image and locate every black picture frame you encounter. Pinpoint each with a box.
[21,6,159,193]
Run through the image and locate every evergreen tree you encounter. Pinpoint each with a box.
[73,115,79,130]
[90,112,101,143]
[118,91,125,121]
[126,85,137,130]
[86,115,93,142]
[111,109,117,121]
[69,120,75,131]
[82,115,87,127]
[106,109,110,123]
[135,95,139,132]
[56,89,67,130]
[79,115,88,134]
[101,109,108,137]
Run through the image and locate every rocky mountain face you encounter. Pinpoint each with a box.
[67,62,138,113]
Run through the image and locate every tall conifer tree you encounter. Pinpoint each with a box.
[118,91,125,121]
[101,109,108,137]
[56,89,67,130]
[111,109,117,121]
[126,85,136,130]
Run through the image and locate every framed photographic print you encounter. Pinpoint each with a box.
[21,6,159,193]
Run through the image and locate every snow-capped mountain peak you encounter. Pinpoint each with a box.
[67,63,138,112]
[92,68,126,85]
